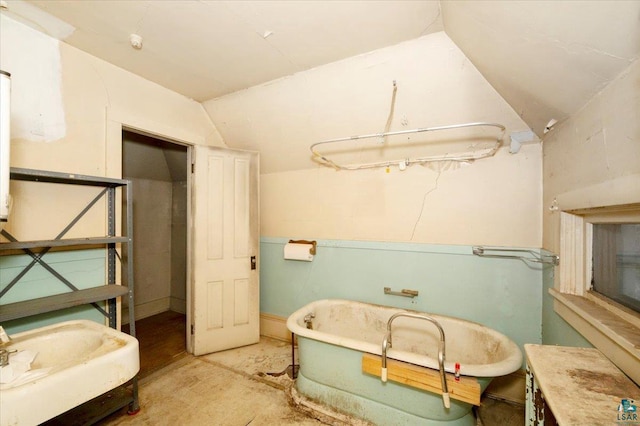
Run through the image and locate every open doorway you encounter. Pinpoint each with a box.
[121,129,189,377]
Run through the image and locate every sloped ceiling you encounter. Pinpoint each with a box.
[441,0,640,136]
[123,131,188,182]
[2,0,639,138]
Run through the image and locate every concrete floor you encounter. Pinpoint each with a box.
[103,337,524,425]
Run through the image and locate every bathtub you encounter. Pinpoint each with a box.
[287,299,522,425]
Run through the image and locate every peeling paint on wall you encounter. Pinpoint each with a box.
[0,15,66,143]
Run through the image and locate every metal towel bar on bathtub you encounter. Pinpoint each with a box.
[381,312,450,409]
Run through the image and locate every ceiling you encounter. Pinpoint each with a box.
[5,0,442,101]
[442,1,640,136]
[2,0,639,136]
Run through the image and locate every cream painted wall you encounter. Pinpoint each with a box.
[204,32,542,247]
[170,180,188,314]
[542,58,640,257]
[129,178,172,308]
[262,146,540,246]
[0,14,225,240]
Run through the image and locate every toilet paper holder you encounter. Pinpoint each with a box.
[288,239,317,255]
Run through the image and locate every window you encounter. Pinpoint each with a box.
[592,224,640,313]
[551,204,640,385]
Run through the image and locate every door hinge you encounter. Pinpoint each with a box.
[191,163,195,173]
[251,256,257,270]
[191,324,195,335]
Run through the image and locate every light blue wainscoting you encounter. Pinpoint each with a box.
[0,249,106,334]
[261,238,545,357]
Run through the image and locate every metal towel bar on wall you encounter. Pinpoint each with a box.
[472,246,559,266]
[384,287,419,298]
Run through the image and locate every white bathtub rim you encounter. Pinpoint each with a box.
[287,298,523,377]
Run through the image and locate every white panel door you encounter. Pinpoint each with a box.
[191,145,259,355]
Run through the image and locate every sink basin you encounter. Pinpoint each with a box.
[0,320,139,426]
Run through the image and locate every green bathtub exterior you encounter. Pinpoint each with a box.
[296,336,492,425]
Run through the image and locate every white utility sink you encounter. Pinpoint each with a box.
[0,320,139,426]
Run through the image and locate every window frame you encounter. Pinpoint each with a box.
[551,204,640,385]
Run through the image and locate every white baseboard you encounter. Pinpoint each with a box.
[260,313,292,342]
[122,297,171,325]
[170,297,186,314]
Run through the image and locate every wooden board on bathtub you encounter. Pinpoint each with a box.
[361,353,481,406]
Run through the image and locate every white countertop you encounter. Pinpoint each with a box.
[525,344,639,425]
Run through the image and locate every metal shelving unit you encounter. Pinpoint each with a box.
[0,167,139,419]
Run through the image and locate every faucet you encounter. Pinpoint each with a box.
[303,313,315,329]
[0,326,11,345]
[381,312,450,409]
[0,348,16,367]
[0,326,15,367]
